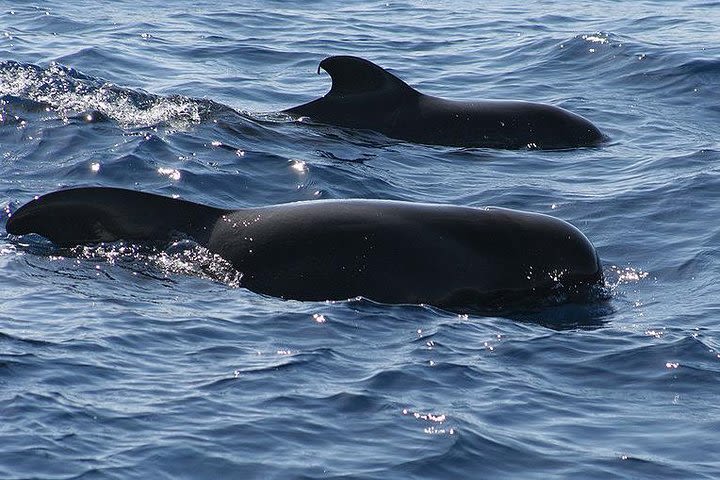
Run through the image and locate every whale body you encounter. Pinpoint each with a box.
[284,56,604,150]
[6,187,603,312]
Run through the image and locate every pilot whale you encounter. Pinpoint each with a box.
[284,56,604,149]
[6,187,603,312]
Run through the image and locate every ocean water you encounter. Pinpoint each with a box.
[1,1,719,478]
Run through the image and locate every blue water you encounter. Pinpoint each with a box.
[1,1,719,478]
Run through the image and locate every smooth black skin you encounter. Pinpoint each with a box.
[6,187,603,312]
[284,56,605,149]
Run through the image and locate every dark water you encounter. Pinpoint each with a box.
[1,1,719,478]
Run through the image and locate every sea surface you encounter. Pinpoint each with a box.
[1,1,719,478]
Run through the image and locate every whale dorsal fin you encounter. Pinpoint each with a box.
[318,56,419,97]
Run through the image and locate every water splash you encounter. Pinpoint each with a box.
[71,240,243,287]
[0,61,215,129]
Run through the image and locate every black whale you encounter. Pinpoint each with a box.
[284,56,604,150]
[6,187,603,312]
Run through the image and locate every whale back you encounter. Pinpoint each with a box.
[6,187,225,247]
[6,188,604,312]
[207,200,603,309]
[284,55,605,149]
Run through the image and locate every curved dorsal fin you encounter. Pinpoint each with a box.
[318,56,418,97]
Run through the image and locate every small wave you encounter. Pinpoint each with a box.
[538,31,656,85]
[0,331,57,348]
[0,61,221,129]
[619,55,720,103]
[556,32,629,57]
[571,334,720,391]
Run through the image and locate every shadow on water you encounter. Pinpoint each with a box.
[432,282,614,331]
[506,300,614,330]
